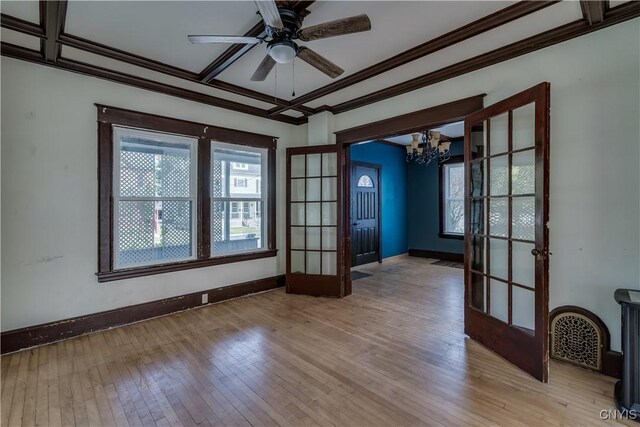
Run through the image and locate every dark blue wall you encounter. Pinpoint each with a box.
[350,141,407,259]
[406,140,465,254]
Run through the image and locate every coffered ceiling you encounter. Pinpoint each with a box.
[1,0,638,124]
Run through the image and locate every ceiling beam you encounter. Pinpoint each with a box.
[54,33,315,116]
[268,0,559,116]
[0,42,303,125]
[330,1,640,115]
[0,14,45,37]
[198,1,315,83]
[41,0,67,62]
[580,0,607,25]
[198,21,265,83]
[0,14,314,116]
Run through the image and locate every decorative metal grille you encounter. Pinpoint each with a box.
[551,312,602,370]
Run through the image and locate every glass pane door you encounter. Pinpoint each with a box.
[287,145,345,297]
[464,83,550,382]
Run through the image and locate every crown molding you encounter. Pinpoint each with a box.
[0,42,302,125]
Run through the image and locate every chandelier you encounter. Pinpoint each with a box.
[405,131,451,165]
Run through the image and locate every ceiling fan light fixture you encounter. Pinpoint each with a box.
[268,40,297,64]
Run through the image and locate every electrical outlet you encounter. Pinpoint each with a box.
[201,293,208,304]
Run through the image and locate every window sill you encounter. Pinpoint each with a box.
[97,249,278,282]
[439,233,465,240]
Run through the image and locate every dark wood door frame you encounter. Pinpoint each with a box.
[351,161,382,266]
[336,95,485,296]
[334,94,485,145]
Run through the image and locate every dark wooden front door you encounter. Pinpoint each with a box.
[464,82,551,382]
[351,162,381,266]
[286,145,347,297]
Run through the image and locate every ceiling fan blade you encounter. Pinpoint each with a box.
[298,14,371,41]
[254,0,284,29]
[297,47,344,79]
[251,55,277,81]
[188,35,262,44]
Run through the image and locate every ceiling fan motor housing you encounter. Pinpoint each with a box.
[266,8,303,38]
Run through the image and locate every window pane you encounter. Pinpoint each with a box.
[212,201,262,255]
[444,163,465,234]
[446,200,465,234]
[211,142,268,257]
[212,145,263,199]
[357,175,374,188]
[118,130,193,198]
[114,128,196,270]
[117,200,193,268]
[447,164,464,199]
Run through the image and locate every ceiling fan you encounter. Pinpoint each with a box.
[188,0,371,81]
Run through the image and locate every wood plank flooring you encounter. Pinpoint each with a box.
[1,256,630,426]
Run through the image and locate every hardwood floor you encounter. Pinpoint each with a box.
[1,256,629,426]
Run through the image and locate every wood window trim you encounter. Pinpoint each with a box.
[97,104,278,282]
[439,154,465,240]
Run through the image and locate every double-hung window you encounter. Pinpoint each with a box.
[113,127,197,269]
[97,105,277,282]
[211,143,268,256]
[440,158,465,237]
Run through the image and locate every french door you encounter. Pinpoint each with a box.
[286,145,347,297]
[464,82,551,382]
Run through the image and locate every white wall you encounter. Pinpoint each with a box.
[333,20,640,351]
[2,19,638,353]
[0,58,306,331]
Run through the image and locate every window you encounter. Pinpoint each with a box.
[113,127,197,269]
[357,175,374,188]
[233,178,248,188]
[440,157,465,238]
[212,143,267,256]
[231,162,248,170]
[97,105,277,282]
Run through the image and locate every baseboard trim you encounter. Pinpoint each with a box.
[408,249,464,263]
[1,275,285,355]
[380,253,409,262]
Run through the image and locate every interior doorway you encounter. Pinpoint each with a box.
[351,162,381,266]
[331,89,551,382]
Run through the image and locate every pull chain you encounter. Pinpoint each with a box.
[292,59,296,97]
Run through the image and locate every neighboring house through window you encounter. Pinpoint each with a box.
[211,143,268,256]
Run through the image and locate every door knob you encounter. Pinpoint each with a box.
[531,248,549,261]
[352,222,358,226]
